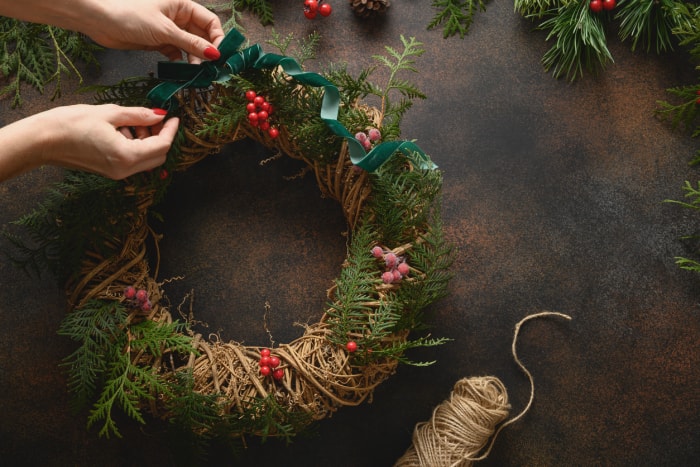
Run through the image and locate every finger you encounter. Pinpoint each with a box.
[134,126,151,139]
[106,105,168,128]
[118,127,134,139]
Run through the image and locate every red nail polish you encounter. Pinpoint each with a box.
[152,108,168,116]
[203,46,220,60]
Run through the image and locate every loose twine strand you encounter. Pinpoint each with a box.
[394,311,572,467]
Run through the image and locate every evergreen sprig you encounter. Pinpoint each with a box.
[428,0,489,39]
[665,181,700,274]
[0,17,100,107]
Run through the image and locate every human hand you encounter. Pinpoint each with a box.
[35,104,179,180]
[81,0,225,63]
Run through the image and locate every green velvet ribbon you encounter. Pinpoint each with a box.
[147,29,436,173]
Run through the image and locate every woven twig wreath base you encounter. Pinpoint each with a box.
[64,83,431,437]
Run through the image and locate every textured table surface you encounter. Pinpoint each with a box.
[1,2,699,466]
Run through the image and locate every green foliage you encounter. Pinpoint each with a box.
[232,0,275,26]
[0,17,100,107]
[2,172,133,283]
[368,36,427,141]
[617,0,681,53]
[539,1,612,82]
[665,181,700,274]
[428,0,489,39]
[58,299,195,438]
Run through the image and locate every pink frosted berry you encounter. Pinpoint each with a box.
[135,289,148,303]
[392,269,402,282]
[397,262,410,276]
[141,300,152,312]
[368,128,381,142]
[381,271,394,284]
[355,131,368,142]
[124,286,136,299]
[384,252,398,268]
[371,246,384,258]
[361,139,372,151]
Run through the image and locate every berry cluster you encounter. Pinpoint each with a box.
[589,0,615,13]
[355,128,382,151]
[371,245,410,284]
[124,286,152,311]
[258,348,284,381]
[303,0,332,19]
[245,90,279,139]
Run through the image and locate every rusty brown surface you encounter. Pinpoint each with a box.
[1,2,699,466]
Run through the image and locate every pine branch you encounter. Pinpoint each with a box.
[616,0,680,53]
[233,0,275,26]
[539,1,613,82]
[428,0,488,39]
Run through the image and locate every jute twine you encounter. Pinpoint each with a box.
[394,311,572,467]
[65,84,425,436]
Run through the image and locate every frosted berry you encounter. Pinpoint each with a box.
[268,127,280,139]
[384,252,398,268]
[368,128,381,142]
[245,90,256,102]
[124,286,136,299]
[371,246,384,258]
[141,300,152,312]
[382,271,394,284]
[361,139,372,151]
[318,3,332,16]
[397,262,410,276]
[355,131,367,142]
[392,269,402,282]
[135,289,148,303]
[346,341,357,352]
[260,365,271,376]
[272,368,284,380]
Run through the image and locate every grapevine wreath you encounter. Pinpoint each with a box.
[7,29,453,441]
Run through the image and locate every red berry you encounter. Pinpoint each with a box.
[246,102,257,113]
[397,262,410,276]
[260,348,271,357]
[159,169,168,180]
[245,90,256,102]
[124,286,136,299]
[589,0,602,12]
[272,368,284,380]
[141,300,152,312]
[304,0,318,12]
[319,3,332,16]
[381,271,394,284]
[253,96,265,107]
[259,356,271,367]
[304,9,317,19]
[266,104,274,115]
[392,269,402,282]
[260,102,270,112]
[602,0,615,10]
[260,365,271,376]
[259,121,271,131]
[135,289,148,302]
[361,139,372,151]
[385,252,398,268]
[368,128,381,142]
[257,110,269,121]
[268,127,280,139]
[371,246,384,258]
[269,356,280,368]
[346,341,357,352]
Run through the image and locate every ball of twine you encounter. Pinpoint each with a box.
[394,311,572,467]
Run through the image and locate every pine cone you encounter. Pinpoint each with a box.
[349,0,390,18]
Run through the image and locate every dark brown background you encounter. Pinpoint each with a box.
[1,1,699,466]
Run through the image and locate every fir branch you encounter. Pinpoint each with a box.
[514,0,558,18]
[616,0,679,53]
[539,1,613,82]
[0,18,100,107]
[233,0,275,26]
[370,36,426,137]
[427,0,488,39]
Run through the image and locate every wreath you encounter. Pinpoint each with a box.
[5,29,453,442]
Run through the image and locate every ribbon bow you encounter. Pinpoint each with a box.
[147,29,436,173]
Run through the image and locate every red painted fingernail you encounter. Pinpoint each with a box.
[152,108,168,116]
[203,46,220,60]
